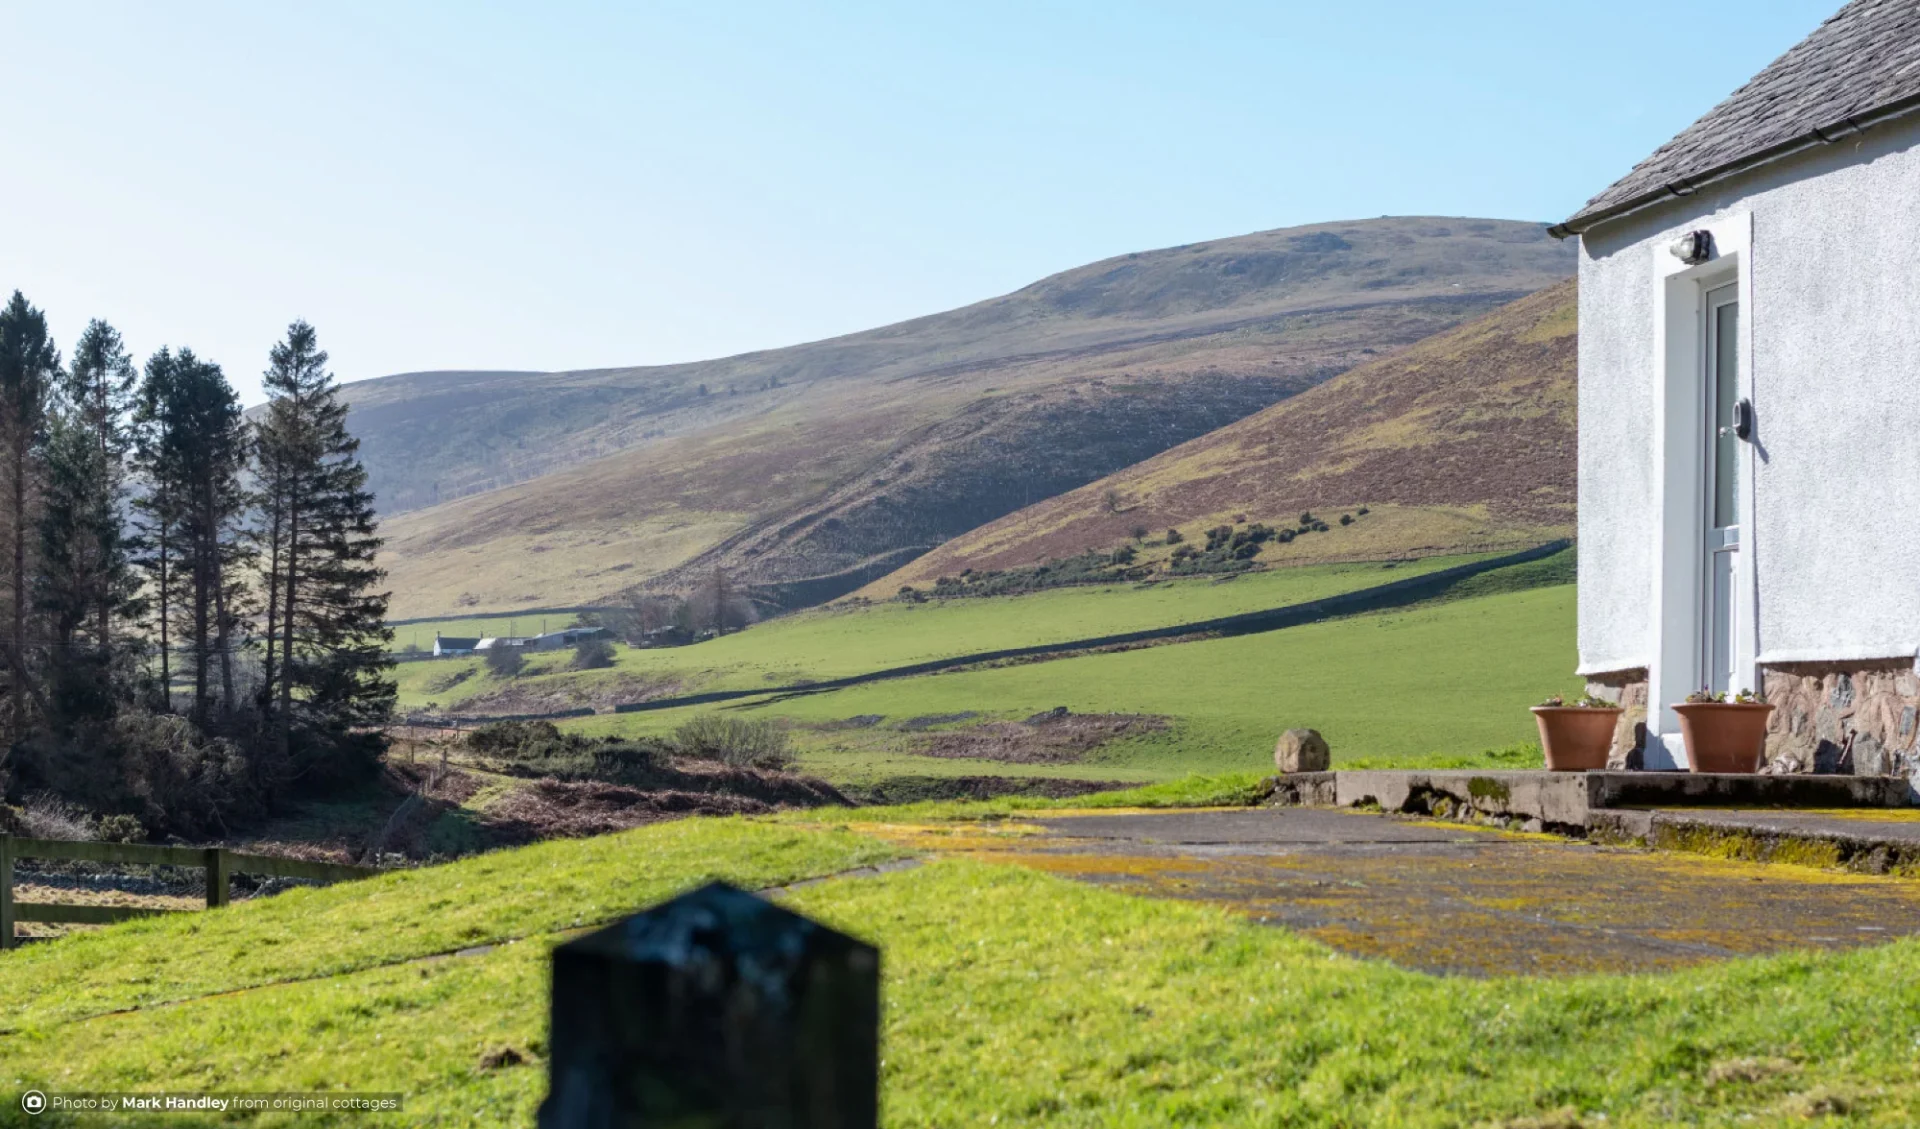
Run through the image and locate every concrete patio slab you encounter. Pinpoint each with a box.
[867,807,1920,977]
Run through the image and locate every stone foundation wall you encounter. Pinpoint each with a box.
[1763,662,1920,776]
[1583,669,1649,769]
[1583,661,1920,778]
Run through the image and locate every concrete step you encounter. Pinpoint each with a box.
[1263,769,1911,833]
[1591,808,1920,875]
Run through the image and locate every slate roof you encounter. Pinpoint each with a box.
[1556,0,1920,235]
[435,636,480,650]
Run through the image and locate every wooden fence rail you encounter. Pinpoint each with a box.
[0,833,379,949]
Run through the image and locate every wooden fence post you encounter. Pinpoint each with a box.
[0,834,13,951]
[538,880,879,1128]
[204,847,230,909]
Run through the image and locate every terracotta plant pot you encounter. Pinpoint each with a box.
[1672,702,1775,773]
[1531,706,1621,771]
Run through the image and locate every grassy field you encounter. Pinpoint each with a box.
[569,579,1582,785]
[8,815,1920,1126]
[391,553,1492,714]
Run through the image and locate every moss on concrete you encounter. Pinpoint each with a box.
[1467,776,1512,803]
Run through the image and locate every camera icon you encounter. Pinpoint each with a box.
[21,1090,46,1115]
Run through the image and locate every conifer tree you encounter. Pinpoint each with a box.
[0,291,59,740]
[131,349,183,709]
[57,320,140,649]
[255,322,393,782]
[37,321,142,730]
[133,349,250,723]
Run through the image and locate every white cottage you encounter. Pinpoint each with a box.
[1551,0,1920,773]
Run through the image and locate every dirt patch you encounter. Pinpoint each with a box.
[641,760,851,808]
[812,714,886,730]
[915,711,1170,764]
[896,712,981,731]
[454,674,682,717]
[479,779,778,843]
[449,758,848,846]
[842,775,1137,806]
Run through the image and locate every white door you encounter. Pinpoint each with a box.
[1701,284,1740,695]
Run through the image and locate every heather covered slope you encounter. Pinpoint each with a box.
[364,218,1573,616]
[871,278,1576,593]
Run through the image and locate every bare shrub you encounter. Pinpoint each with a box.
[672,714,791,770]
[18,793,94,840]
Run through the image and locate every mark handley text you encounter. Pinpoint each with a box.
[44,1093,402,1114]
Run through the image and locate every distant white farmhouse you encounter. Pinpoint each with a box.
[433,633,479,657]
[1552,0,1920,773]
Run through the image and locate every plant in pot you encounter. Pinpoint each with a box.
[1530,694,1622,771]
[1671,688,1773,774]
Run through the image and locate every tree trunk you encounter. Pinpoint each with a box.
[156,520,170,710]
[261,500,282,718]
[277,503,298,758]
[213,554,234,718]
[11,435,24,735]
[192,520,210,726]
[94,376,111,652]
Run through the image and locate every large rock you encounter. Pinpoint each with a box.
[1274,728,1330,773]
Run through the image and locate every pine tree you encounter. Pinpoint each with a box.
[131,349,183,710]
[36,321,142,731]
[0,291,59,741]
[255,322,393,784]
[59,320,140,649]
[133,348,250,723]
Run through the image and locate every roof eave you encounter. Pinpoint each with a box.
[1549,90,1920,241]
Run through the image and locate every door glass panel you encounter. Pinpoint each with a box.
[1709,548,1735,695]
[1711,297,1739,529]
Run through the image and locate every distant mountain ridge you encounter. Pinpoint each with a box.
[356,217,1575,618]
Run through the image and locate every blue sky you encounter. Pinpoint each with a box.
[2,1,1836,402]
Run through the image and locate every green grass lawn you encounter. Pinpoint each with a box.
[571,581,1583,785]
[391,554,1493,713]
[8,817,1919,1126]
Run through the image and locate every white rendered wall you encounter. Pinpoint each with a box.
[1577,120,1920,682]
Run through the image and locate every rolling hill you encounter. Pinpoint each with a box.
[359,218,1574,617]
[868,278,1576,593]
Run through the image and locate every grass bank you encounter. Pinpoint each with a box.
[6,818,1919,1126]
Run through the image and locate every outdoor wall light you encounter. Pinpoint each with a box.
[1719,398,1754,441]
[1669,230,1714,264]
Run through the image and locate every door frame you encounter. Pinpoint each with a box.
[1700,281,1741,696]
[1645,211,1756,769]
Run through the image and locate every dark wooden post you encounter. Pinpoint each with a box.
[0,834,13,951]
[204,847,230,909]
[538,880,880,1129]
